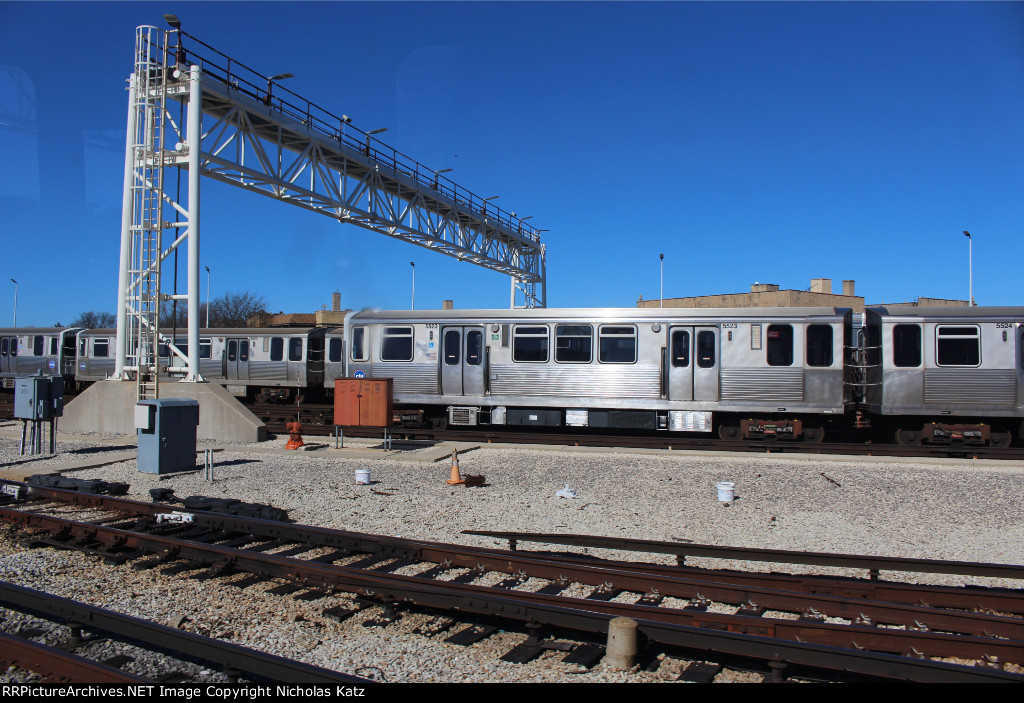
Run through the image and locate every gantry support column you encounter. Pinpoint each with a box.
[184,63,203,382]
[114,73,138,380]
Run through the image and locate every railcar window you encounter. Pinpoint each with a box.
[467,330,483,366]
[9,339,16,357]
[158,343,169,358]
[697,331,715,368]
[33,336,43,356]
[513,326,549,362]
[240,340,249,362]
[93,339,109,358]
[49,337,58,356]
[289,338,303,361]
[599,326,636,364]
[351,327,367,361]
[806,325,833,367]
[671,330,690,367]
[79,338,86,357]
[766,324,793,366]
[228,341,237,362]
[936,325,980,367]
[175,338,188,357]
[270,337,284,362]
[328,338,342,363]
[555,325,592,363]
[381,326,414,362]
[444,330,461,365]
[200,339,211,360]
[1,338,6,357]
[893,324,921,367]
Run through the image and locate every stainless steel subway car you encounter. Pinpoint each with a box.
[75,327,324,401]
[0,327,82,388]
[858,306,1024,446]
[328,307,851,441]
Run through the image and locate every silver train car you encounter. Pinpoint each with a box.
[326,307,852,441]
[857,306,1024,446]
[75,327,324,401]
[0,327,83,388]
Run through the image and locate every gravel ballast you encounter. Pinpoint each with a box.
[1,427,1022,683]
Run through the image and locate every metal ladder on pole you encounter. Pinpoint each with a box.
[128,27,169,401]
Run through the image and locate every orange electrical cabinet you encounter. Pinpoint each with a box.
[333,378,394,427]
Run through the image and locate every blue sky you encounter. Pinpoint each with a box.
[1,1,1022,326]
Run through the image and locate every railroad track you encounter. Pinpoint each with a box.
[0,581,370,684]
[1,481,1023,683]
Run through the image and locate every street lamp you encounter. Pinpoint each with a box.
[9,279,16,326]
[963,231,973,306]
[410,262,415,310]
[204,265,210,328]
[659,254,664,309]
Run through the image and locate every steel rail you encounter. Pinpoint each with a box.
[466,530,1024,580]
[0,581,369,684]
[0,630,150,683]
[13,486,1024,637]
[518,551,1024,615]
[4,507,1024,678]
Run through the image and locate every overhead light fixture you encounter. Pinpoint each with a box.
[164,14,181,29]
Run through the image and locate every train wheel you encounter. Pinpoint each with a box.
[896,428,922,446]
[803,426,825,443]
[990,431,1013,449]
[718,424,740,440]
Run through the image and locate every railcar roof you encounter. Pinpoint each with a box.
[76,327,319,336]
[869,306,1024,319]
[0,327,81,334]
[344,306,851,323]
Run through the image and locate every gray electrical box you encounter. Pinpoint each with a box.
[14,376,63,420]
[136,398,200,475]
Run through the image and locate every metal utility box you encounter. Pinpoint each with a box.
[14,376,63,420]
[334,378,393,427]
[136,398,200,475]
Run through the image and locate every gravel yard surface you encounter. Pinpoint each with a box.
[1,426,1023,683]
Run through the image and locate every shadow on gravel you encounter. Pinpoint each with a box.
[65,445,136,454]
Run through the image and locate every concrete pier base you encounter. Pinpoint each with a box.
[61,381,266,442]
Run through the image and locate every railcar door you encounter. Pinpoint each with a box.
[0,337,11,375]
[225,338,250,380]
[667,327,694,401]
[440,326,485,396]
[693,327,719,401]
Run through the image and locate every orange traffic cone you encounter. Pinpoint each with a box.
[285,421,304,450]
[446,449,465,485]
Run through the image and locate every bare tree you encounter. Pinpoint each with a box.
[208,290,268,328]
[70,311,116,328]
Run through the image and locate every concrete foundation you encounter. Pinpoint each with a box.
[61,381,266,442]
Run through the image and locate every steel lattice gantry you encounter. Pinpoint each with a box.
[115,25,546,396]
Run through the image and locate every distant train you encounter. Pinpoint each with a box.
[1,305,1021,446]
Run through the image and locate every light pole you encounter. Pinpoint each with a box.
[366,127,388,156]
[9,279,16,326]
[264,72,294,107]
[410,262,415,310]
[659,254,664,309]
[963,231,973,306]
[204,265,210,328]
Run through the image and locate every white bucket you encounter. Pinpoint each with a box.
[355,469,371,485]
[716,481,735,503]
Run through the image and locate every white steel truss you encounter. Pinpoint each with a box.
[116,25,546,398]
